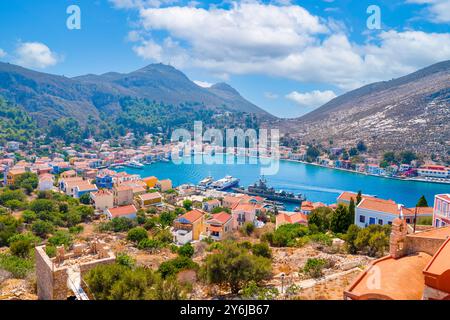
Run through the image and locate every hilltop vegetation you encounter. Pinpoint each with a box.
[0,97,41,144]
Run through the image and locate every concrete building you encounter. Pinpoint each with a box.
[202,212,233,240]
[275,211,308,229]
[433,194,450,227]
[90,189,114,212]
[35,241,115,300]
[113,185,134,206]
[173,209,205,244]
[106,205,138,220]
[138,192,162,207]
[38,173,54,191]
[355,197,433,228]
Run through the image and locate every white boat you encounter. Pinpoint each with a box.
[211,175,240,190]
[126,160,144,169]
[198,176,214,188]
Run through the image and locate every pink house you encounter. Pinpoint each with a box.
[433,194,450,227]
[231,202,262,229]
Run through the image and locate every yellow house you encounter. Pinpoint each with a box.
[6,168,26,186]
[138,192,162,207]
[142,176,158,188]
[174,209,205,241]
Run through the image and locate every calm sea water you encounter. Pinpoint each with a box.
[118,155,450,210]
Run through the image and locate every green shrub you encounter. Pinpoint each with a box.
[0,253,34,278]
[45,245,57,258]
[178,243,194,258]
[0,214,21,247]
[48,230,73,248]
[302,258,328,278]
[22,210,37,223]
[127,227,148,243]
[308,233,333,246]
[138,238,163,251]
[69,225,84,234]
[252,242,272,259]
[241,222,255,236]
[158,256,198,279]
[9,240,32,258]
[116,253,136,268]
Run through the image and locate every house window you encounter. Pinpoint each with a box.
[359,215,365,223]
[388,221,392,225]
[406,218,410,224]
[378,219,383,225]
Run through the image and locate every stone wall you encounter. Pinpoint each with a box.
[35,246,54,300]
[35,246,68,300]
[35,242,115,300]
[405,236,445,257]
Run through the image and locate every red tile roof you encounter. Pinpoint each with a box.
[139,192,162,201]
[108,205,137,218]
[338,191,376,202]
[178,209,204,223]
[208,212,232,225]
[276,212,308,226]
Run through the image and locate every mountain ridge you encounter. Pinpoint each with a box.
[0,61,273,127]
[284,60,450,158]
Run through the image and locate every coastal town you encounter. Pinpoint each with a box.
[0,0,449,312]
[0,133,449,301]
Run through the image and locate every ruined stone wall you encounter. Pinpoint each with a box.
[405,236,445,256]
[35,247,54,300]
[35,246,68,300]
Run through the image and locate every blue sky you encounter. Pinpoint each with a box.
[0,0,449,118]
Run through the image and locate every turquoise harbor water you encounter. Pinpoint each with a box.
[118,155,450,210]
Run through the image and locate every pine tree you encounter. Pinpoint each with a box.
[356,191,362,205]
[349,197,356,222]
[416,195,428,207]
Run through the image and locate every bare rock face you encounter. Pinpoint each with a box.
[284,60,450,159]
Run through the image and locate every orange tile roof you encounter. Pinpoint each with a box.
[345,252,432,300]
[139,192,162,201]
[405,207,433,216]
[424,237,450,275]
[178,209,204,223]
[8,168,26,175]
[338,191,376,202]
[92,189,113,197]
[232,203,258,212]
[276,212,308,225]
[208,212,232,225]
[436,194,450,202]
[108,205,137,218]
[114,185,133,192]
[357,198,401,215]
[208,225,222,233]
[408,226,450,240]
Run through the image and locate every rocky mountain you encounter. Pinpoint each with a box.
[283,60,450,157]
[0,62,272,127]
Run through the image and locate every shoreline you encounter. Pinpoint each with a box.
[113,152,450,186]
[283,159,450,185]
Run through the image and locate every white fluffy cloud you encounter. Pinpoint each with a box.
[194,80,213,88]
[110,0,179,9]
[0,49,6,58]
[15,42,60,69]
[407,0,450,23]
[120,2,450,90]
[286,90,337,108]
